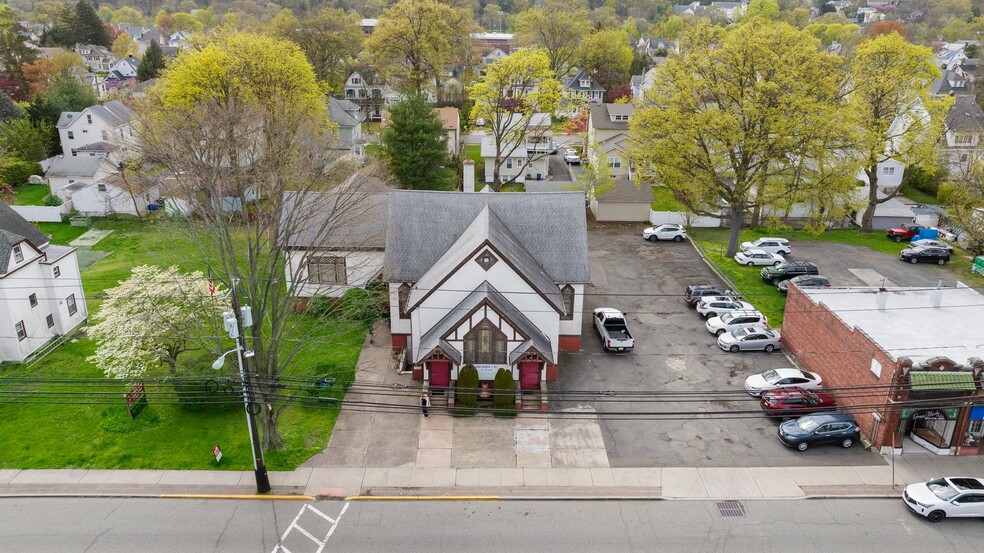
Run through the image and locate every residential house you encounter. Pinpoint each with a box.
[942,95,984,177]
[481,47,509,67]
[630,63,663,102]
[636,37,676,59]
[709,1,749,21]
[104,56,140,90]
[0,201,87,362]
[930,67,972,97]
[329,97,365,156]
[587,103,634,180]
[360,19,378,35]
[167,31,192,48]
[853,196,915,230]
[437,107,461,155]
[384,190,589,406]
[70,173,161,218]
[480,113,553,184]
[343,69,397,122]
[281,172,392,298]
[673,2,705,16]
[562,69,605,116]
[55,100,135,159]
[783,285,984,455]
[42,155,118,202]
[78,71,106,98]
[74,44,115,71]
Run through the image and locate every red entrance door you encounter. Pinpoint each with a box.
[520,362,540,390]
[430,362,450,388]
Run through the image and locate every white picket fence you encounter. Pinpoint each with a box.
[10,201,73,223]
[650,210,720,228]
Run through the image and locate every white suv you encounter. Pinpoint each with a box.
[705,310,768,336]
[696,296,754,319]
[643,224,687,242]
[739,237,791,255]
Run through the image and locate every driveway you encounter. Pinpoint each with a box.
[788,242,969,288]
[555,224,885,468]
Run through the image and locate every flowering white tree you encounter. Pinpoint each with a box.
[87,265,226,379]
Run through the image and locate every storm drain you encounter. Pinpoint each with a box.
[716,500,745,517]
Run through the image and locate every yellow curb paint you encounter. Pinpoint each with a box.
[161,494,315,501]
[345,495,499,501]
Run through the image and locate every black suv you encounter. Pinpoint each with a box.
[684,284,728,307]
[777,275,831,295]
[900,246,950,265]
[760,261,819,284]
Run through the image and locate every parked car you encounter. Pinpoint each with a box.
[910,239,954,254]
[900,246,950,265]
[777,275,831,295]
[696,296,754,319]
[563,148,580,164]
[739,237,791,255]
[734,248,784,267]
[643,223,686,242]
[903,477,984,523]
[684,284,729,307]
[886,223,927,242]
[760,387,837,419]
[717,326,781,353]
[705,310,768,336]
[744,368,822,396]
[760,261,819,284]
[777,412,860,451]
[593,308,635,352]
[474,117,486,127]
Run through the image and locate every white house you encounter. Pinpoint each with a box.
[281,172,392,298]
[343,69,399,122]
[56,100,135,158]
[74,44,115,71]
[562,68,605,116]
[329,97,365,156]
[42,155,118,202]
[481,47,509,67]
[70,174,161,218]
[384,190,589,403]
[0,201,87,362]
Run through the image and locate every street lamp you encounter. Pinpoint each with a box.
[214,306,270,494]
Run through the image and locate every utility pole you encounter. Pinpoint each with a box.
[223,278,271,494]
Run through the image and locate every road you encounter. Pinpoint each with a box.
[2,497,982,553]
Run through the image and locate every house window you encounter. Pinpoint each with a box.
[463,320,507,365]
[506,159,514,169]
[955,133,973,145]
[308,256,347,284]
[561,285,575,321]
[608,156,622,168]
[29,293,38,307]
[15,321,26,341]
[961,154,969,163]
[67,131,74,139]
[97,183,107,192]
[86,114,92,123]
[580,79,590,87]
[352,77,362,85]
[883,166,895,175]
[12,244,23,263]
[398,283,411,319]
[53,266,60,278]
[46,314,54,328]
[101,130,108,140]
[66,294,77,316]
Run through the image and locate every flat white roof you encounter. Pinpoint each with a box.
[800,284,984,367]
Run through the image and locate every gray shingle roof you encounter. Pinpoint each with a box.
[56,100,133,129]
[280,172,392,251]
[329,97,362,128]
[383,190,590,284]
[590,103,634,131]
[596,181,654,203]
[946,95,984,134]
[0,201,50,274]
[566,69,605,92]
[42,155,106,177]
[75,141,119,152]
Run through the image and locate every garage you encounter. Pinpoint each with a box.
[590,180,653,222]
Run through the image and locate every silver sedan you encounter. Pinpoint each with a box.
[717,326,782,353]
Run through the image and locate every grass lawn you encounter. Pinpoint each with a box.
[651,186,685,211]
[463,143,482,163]
[0,216,370,471]
[37,222,88,245]
[898,184,938,205]
[14,184,51,206]
[500,183,525,192]
[365,144,382,158]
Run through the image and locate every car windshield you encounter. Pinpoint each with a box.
[732,328,750,338]
[762,370,780,383]
[795,416,820,432]
[721,313,736,323]
[926,478,959,501]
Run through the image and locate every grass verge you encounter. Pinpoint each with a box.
[14,184,51,206]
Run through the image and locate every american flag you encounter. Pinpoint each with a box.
[208,278,216,296]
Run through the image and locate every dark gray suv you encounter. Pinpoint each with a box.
[760,261,819,284]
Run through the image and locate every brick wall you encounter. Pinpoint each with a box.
[782,287,900,447]
[558,335,581,352]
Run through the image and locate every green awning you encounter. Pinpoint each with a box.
[910,371,977,391]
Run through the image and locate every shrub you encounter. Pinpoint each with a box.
[492,368,517,417]
[0,158,43,187]
[42,193,62,206]
[907,166,945,197]
[454,364,479,415]
[342,287,382,323]
[307,295,342,319]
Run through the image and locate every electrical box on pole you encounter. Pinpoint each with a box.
[222,311,239,339]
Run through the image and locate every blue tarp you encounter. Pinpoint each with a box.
[916,228,939,240]
[971,406,984,420]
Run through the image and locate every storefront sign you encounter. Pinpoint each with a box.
[125,382,148,419]
[902,408,958,420]
[473,364,507,380]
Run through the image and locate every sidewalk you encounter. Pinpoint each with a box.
[3,454,983,500]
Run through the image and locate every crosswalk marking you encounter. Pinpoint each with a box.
[272,502,349,553]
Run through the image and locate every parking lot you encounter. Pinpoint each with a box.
[788,241,969,288]
[555,224,885,468]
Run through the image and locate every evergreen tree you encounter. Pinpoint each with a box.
[137,40,165,82]
[380,94,454,191]
[26,96,62,156]
[0,92,24,122]
[0,5,38,100]
[76,0,112,47]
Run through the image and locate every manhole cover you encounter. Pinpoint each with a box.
[716,500,745,517]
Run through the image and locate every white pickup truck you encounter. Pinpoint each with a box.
[593,308,635,352]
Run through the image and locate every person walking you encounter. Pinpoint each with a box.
[420,393,430,418]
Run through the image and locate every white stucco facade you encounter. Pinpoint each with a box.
[287,250,384,298]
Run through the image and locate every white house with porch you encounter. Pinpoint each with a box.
[383,191,589,406]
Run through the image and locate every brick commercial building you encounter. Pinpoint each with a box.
[783,284,984,456]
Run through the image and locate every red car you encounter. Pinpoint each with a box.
[886,223,926,242]
[760,387,837,419]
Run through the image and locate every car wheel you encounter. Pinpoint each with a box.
[773,261,782,266]
[894,236,903,242]
[841,438,853,448]
[937,258,946,265]
[647,235,657,242]
[927,510,946,523]
[706,312,716,319]
[796,441,809,452]
[673,235,684,242]
[716,329,726,336]
[910,257,919,264]
[764,344,775,353]
[729,345,739,353]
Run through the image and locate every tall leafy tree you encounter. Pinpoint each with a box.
[137,40,165,81]
[631,20,853,256]
[468,48,562,190]
[580,29,634,88]
[0,91,23,122]
[513,3,592,78]
[846,32,951,233]
[0,118,54,161]
[0,5,38,100]
[381,94,454,190]
[112,32,139,59]
[269,8,363,93]
[367,0,478,94]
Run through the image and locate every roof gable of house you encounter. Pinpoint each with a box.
[0,201,51,273]
[590,103,634,130]
[566,69,604,92]
[42,155,112,178]
[329,97,362,128]
[946,95,984,134]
